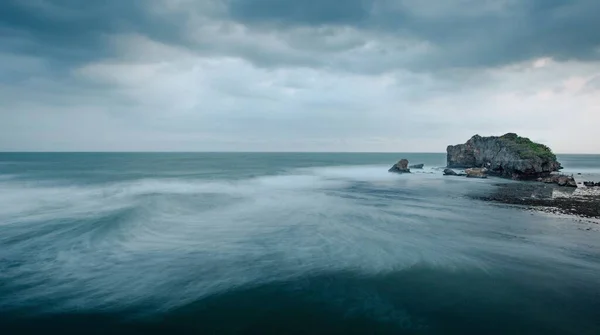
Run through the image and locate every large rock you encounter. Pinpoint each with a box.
[389,159,411,173]
[466,168,488,179]
[447,133,561,179]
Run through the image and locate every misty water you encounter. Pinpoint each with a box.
[1,153,599,334]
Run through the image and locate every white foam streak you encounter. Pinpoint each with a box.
[2,164,590,313]
[0,165,380,225]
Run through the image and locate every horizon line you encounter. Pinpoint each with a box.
[1,151,599,155]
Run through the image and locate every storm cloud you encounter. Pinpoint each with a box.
[1,0,599,152]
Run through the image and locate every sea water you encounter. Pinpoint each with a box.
[0,153,599,334]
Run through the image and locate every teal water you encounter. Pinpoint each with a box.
[1,153,599,334]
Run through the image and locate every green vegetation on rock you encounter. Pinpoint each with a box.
[499,133,556,161]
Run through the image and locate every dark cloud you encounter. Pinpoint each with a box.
[1,1,599,152]
[0,0,184,68]
[402,0,600,68]
[221,0,600,70]
[2,0,599,73]
[228,0,373,25]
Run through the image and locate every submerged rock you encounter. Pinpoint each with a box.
[409,164,424,169]
[584,181,600,187]
[388,159,411,173]
[476,183,600,219]
[466,168,488,179]
[447,133,561,179]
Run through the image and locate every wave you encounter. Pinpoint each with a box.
[0,164,425,226]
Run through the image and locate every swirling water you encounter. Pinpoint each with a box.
[0,153,599,334]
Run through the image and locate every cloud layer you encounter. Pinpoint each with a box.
[1,0,599,152]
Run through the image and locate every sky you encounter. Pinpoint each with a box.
[1,0,599,153]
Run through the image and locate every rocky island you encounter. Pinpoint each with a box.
[387,133,599,220]
[444,133,577,186]
[445,133,598,219]
[447,133,561,179]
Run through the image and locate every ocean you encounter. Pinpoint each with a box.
[1,153,599,334]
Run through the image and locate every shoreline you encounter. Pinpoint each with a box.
[473,180,600,221]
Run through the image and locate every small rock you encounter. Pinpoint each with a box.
[465,168,488,179]
[444,168,458,176]
[409,164,424,169]
[557,176,569,186]
[388,159,411,173]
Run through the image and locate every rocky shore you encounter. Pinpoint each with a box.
[475,182,600,220]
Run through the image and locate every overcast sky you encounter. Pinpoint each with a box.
[1,0,599,152]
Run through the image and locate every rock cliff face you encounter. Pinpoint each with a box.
[447,133,561,179]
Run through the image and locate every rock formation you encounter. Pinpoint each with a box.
[389,159,411,173]
[409,164,424,169]
[447,133,561,179]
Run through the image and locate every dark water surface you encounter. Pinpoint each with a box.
[1,153,599,334]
